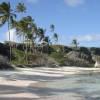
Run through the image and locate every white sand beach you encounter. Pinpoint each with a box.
[0,67,100,100]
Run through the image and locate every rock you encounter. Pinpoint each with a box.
[92,55,100,67]
[0,55,14,70]
[65,51,94,67]
[95,61,100,68]
[0,43,10,58]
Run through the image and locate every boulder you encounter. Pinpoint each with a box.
[95,61,100,68]
[65,51,94,67]
[92,55,100,67]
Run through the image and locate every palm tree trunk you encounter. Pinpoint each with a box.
[32,40,35,54]
[23,35,25,51]
[23,35,26,63]
[25,38,28,64]
[41,44,43,54]
[8,20,11,63]
[30,39,32,53]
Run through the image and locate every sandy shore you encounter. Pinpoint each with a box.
[0,66,100,100]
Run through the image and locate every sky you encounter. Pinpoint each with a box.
[0,0,100,47]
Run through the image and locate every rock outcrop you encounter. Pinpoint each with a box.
[65,50,94,67]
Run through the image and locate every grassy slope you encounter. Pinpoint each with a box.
[3,44,99,67]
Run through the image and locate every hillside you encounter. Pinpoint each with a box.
[0,42,100,69]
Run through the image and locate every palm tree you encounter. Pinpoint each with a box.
[29,22,38,54]
[37,28,45,53]
[16,16,31,63]
[16,16,37,63]
[53,33,58,44]
[43,36,51,45]
[43,36,51,53]
[71,39,79,49]
[50,24,57,44]
[27,23,37,54]
[0,2,26,62]
[37,28,45,41]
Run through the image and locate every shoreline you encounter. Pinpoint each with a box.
[17,66,100,75]
[0,66,100,100]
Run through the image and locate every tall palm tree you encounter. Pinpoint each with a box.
[43,36,51,44]
[27,23,37,54]
[72,39,79,49]
[37,28,45,42]
[16,16,32,63]
[50,24,56,44]
[30,22,37,53]
[53,33,58,44]
[0,2,26,62]
[43,36,51,53]
[37,28,45,53]
[16,16,37,63]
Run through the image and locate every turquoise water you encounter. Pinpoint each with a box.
[46,73,100,100]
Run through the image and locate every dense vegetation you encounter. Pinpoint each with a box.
[0,42,100,69]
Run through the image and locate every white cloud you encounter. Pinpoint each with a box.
[6,29,17,42]
[65,0,85,7]
[27,0,39,4]
[71,34,100,42]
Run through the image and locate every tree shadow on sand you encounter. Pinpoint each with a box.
[0,81,99,100]
[0,73,67,82]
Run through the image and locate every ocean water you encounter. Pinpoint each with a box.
[46,72,100,100]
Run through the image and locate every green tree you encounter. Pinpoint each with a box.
[50,24,59,45]
[42,36,51,54]
[37,28,45,42]
[43,36,51,45]
[0,2,26,62]
[71,39,79,49]
[37,28,45,53]
[53,33,58,44]
[16,16,37,63]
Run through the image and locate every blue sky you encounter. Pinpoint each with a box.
[0,0,100,47]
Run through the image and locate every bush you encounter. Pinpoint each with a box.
[50,52,64,60]
[79,47,90,55]
[90,47,100,56]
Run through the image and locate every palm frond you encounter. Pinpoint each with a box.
[53,33,58,41]
[0,15,7,27]
[50,24,55,32]
[0,2,10,14]
[16,3,26,13]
